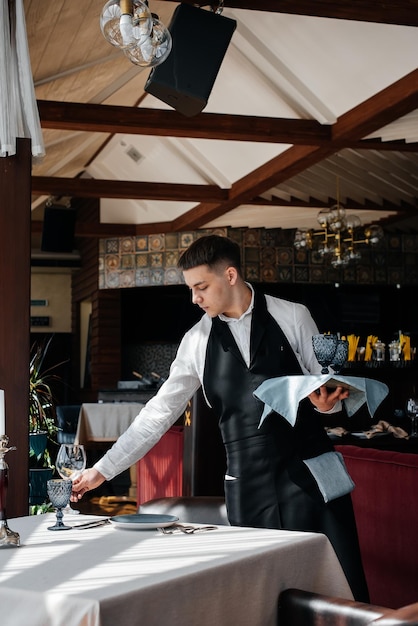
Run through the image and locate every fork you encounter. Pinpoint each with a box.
[158,523,217,534]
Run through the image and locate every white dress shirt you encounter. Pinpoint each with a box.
[94,291,324,480]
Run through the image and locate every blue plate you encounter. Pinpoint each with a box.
[110,513,178,529]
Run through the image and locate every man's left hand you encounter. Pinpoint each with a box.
[308,385,349,412]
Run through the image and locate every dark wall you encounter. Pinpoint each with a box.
[121,284,203,343]
[121,282,417,347]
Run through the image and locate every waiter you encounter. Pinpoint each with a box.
[72,234,368,601]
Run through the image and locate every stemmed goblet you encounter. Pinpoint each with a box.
[55,444,86,514]
[47,479,73,530]
[312,334,338,374]
[330,339,349,373]
[406,398,418,438]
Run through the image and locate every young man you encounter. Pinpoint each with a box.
[72,234,368,601]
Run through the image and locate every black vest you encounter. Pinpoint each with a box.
[203,290,332,527]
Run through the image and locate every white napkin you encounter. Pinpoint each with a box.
[254,374,389,427]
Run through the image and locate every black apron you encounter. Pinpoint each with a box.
[203,290,369,602]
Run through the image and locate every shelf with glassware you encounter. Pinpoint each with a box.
[311,331,418,451]
[343,332,415,367]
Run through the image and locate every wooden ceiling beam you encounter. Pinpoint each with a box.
[37,100,418,152]
[332,69,418,141]
[31,176,229,202]
[161,1,418,27]
[38,100,330,144]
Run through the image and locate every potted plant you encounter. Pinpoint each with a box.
[29,337,61,506]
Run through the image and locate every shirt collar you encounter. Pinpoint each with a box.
[218,282,254,323]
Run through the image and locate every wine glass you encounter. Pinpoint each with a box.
[406,398,418,438]
[55,444,86,514]
[47,479,73,530]
[331,339,349,373]
[312,334,338,374]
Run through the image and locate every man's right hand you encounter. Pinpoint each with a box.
[70,468,106,501]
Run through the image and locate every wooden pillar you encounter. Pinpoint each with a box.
[0,138,31,517]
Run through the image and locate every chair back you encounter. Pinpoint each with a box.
[56,405,81,444]
[138,496,229,525]
[277,589,418,626]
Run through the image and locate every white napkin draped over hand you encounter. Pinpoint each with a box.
[254,374,389,427]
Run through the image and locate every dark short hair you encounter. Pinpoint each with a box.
[178,235,242,274]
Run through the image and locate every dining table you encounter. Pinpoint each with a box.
[0,512,353,626]
[74,402,144,446]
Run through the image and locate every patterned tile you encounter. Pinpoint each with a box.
[403,234,418,252]
[165,250,179,267]
[277,248,293,265]
[150,252,163,267]
[243,229,260,247]
[277,267,293,282]
[120,237,135,253]
[165,268,182,284]
[121,254,135,269]
[245,264,260,281]
[106,239,119,254]
[165,233,179,249]
[244,247,260,263]
[388,268,403,284]
[136,254,148,268]
[135,269,150,286]
[260,246,276,264]
[105,254,120,270]
[180,233,194,249]
[98,229,418,290]
[120,270,135,287]
[150,269,165,285]
[356,266,373,283]
[261,265,276,282]
[149,234,165,251]
[136,236,149,251]
[310,267,326,283]
[294,249,308,264]
[105,271,120,288]
[295,266,309,282]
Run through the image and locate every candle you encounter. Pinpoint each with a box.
[0,390,5,436]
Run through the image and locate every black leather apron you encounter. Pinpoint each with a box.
[203,290,369,602]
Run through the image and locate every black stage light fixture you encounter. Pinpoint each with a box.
[145,3,237,117]
[41,205,77,253]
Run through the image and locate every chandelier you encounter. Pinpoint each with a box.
[293,179,384,268]
[100,0,172,68]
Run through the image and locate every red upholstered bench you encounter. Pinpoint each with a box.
[336,445,418,608]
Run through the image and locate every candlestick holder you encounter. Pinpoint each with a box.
[0,435,20,547]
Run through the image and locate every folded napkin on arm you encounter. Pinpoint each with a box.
[253,374,389,503]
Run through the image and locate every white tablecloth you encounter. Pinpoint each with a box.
[0,513,353,626]
[75,403,144,445]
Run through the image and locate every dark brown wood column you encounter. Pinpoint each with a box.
[0,138,31,517]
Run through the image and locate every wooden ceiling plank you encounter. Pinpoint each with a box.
[170,72,418,230]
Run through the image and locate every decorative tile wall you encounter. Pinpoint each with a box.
[98,227,418,289]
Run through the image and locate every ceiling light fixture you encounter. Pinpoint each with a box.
[293,179,384,267]
[100,0,171,68]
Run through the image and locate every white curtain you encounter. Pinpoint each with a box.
[0,0,45,157]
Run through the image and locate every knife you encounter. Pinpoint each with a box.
[72,518,110,529]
